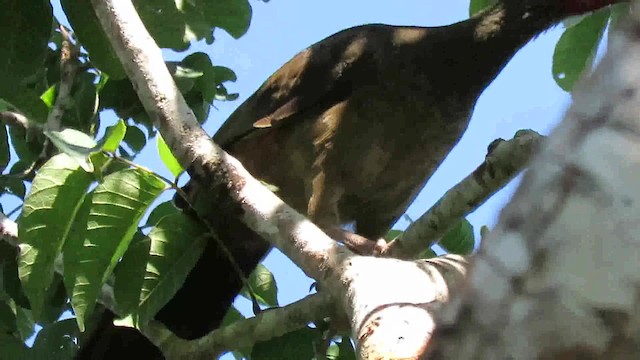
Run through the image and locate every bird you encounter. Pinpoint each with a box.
[75,0,624,358]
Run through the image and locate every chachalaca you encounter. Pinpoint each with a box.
[75,0,623,358]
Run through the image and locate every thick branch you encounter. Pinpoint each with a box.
[431,6,640,359]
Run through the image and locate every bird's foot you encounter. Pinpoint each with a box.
[324,227,387,256]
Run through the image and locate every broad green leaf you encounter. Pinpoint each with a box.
[0,301,17,334]
[31,318,79,358]
[0,0,52,81]
[15,306,34,341]
[439,219,475,255]
[196,0,252,39]
[0,85,49,125]
[469,0,494,16]
[45,128,99,172]
[60,0,126,79]
[240,264,278,307]
[17,154,93,319]
[132,0,252,50]
[134,0,190,51]
[0,242,29,308]
[99,78,145,122]
[123,125,147,153]
[113,232,150,315]
[101,120,127,153]
[337,337,356,360]
[181,53,238,104]
[221,306,245,327]
[145,201,179,227]
[0,125,9,172]
[157,134,184,177]
[0,332,28,358]
[0,177,26,199]
[90,152,123,182]
[64,169,166,331]
[553,8,609,91]
[184,90,211,123]
[252,327,319,360]
[39,274,69,325]
[115,214,207,325]
[8,125,43,165]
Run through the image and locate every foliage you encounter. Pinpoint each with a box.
[0,0,622,358]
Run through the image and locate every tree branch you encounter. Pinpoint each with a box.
[430,6,640,358]
[384,129,543,259]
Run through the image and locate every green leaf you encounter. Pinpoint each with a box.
[60,0,127,79]
[134,0,190,51]
[113,232,149,315]
[0,332,28,358]
[553,8,609,91]
[0,242,30,308]
[17,154,93,320]
[240,264,278,307]
[45,128,99,172]
[337,337,356,360]
[327,337,355,360]
[0,125,10,172]
[197,0,252,39]
[123,125,147,153]
[145,201,179,227]
[439,219,475,255]
[132,0,252,51]
[221,306,245,327]
[157,134,184,177]
[0,0,52,81]
[114,214,207,325]
[41,86,57,108]
[385,229,403,241]
[101,120,127,153]
[39,274,70,325]
[468,0,494,16]
[0,178,26,199]
[63,169,166,331]
[252,327,319,360]
[419,248,437,259]
[8,125,44,165]
[181,53,238,104]
[15,306,34,341]
[0,84,49,125]
[31,318,79,358]
[0,301,17,334]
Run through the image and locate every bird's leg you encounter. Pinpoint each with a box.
[323,226,387,256]
[307,172,384,256]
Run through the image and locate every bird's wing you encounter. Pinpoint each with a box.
[213,25,381,148]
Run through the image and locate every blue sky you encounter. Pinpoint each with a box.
[41,0,581,355]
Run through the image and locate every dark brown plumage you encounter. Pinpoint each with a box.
[76,0,623,358]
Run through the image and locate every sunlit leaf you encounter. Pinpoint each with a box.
[553,8,609,91]
[17,154,93,319]
[157,134,183,177]
[63,169,166,330]
[114,214,207,325]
